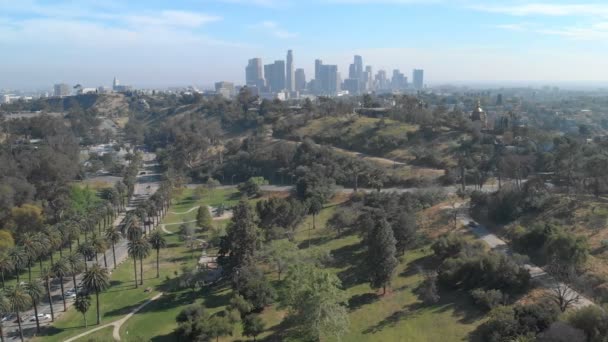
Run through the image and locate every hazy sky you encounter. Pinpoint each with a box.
[3,0,608,90]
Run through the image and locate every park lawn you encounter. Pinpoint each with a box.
[163,187,240,225]
[41,189,484,342]
[73,326,114,342]
[33,223,199,342]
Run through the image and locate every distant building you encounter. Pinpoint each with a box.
[413,69,424,90]
[295,68,306,91]
[264,60,286,93]
[391,70,407,90]
[113,77,120,90]
[78,88,97,95]
[53,83,71,97]
[317,63,340,95]
[215,81,235,98]
[286,50,295,92]
[246,58,265,89]
[375,70,390,91]
[471,99,488,129]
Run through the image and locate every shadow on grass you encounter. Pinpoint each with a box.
[348,292,380,311]
[331,241,367,288]
[362,288,484,335]
[400,254,437,278]
[297,235,333,249]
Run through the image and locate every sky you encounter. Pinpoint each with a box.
[3,0,608,90]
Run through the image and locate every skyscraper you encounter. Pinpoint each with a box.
[113,77,119,90]
[286,50,295,92]
[353,55,363,79]
[246,58,265,89]
[375,70,389,90]
[53,83,70,97]
[264,60,286,93]
[295,68,306,91]
[413,69,424,90]
[318,64,340,95]
[392,70,407,90]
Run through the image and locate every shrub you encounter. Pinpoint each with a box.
[567,305,608,341]
[471,288,504,310]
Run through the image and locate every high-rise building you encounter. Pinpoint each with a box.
[264,60,286,93]
[286,50,295,92]
[53,83,70,97]
[113,77,119,90]
[353,55,363,79]
[246,58,265,89]
[318,64,340,95]
[295,68,306,91]
[391,70,407,90]
[215,81,235,98]
[375,70,389,90]
[413,69,424,89]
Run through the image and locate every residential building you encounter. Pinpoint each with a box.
[215,81,235,98]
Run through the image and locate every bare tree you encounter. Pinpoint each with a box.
[545,261,581,312]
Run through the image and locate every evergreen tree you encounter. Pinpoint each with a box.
[219,200,258,270]
[366,218,398,294]
[196,206,213,231]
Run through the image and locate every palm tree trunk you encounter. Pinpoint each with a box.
[140,256,144,285]
[32,300,40,333]
[72,272,77,290]
[0,322,4,342]
[16,309,23,342]
[28,265,32,283]
[156,249,160,278]
[103,252,108,269]
[133,257,138,288]
[60,277,66,311]
[112,244,117,269]
[94,253,99,265]
[15,268,20,283]
[95,291,101,325]
[46,280,55,321]
[50,252,54,265]
[1,271,4,289]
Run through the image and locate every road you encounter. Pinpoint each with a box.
[3,152,160,341]
[456,204,594,310]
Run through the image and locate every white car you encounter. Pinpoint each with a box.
[30,313,50,322]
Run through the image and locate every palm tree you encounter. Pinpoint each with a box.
[40,268,55,321]
[74,293,91,328]
[24,281,44,333]
[126,219,143,242]
[44,226,62,262]
[6,285,30,342]
[90,233,107,267]
[148,230,166,278]
[51,258,70,311]
[104,227,121,269]
[81,264,109,325]
[127,239,139,288]
[0,254,12,289]
[19,233,41,282]
[0,290,9,342]
[7,247,26,283]
[137,237,151,285]
[76,242,95,271]
[66,253,84,290]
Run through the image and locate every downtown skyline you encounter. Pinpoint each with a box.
[4,1,608,89]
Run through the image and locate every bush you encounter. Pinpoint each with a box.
[537,322,586,342]
[567,305,608,341]
[415,271,440,304]
[478,301,559,342]
[470,288,504,310]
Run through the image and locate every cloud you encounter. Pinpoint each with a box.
[472,3,608,17]
[494,23,529,31]
[125,11,222,29]
[254,21,298,38]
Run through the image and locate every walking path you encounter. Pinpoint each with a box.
[64,293,163,342]
[453,203,595,310]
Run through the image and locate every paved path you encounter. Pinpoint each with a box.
[63,293,163,342]
[456,205,595,310]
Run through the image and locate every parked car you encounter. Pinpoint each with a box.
[29,313,50,322]
[467,221,478,228]
[1,314,14,322]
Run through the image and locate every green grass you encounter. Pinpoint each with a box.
[73,326,114,342]
[163,187,240,225]
[37,189,485,342]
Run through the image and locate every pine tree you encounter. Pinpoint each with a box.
[219,200,258,270]
[366,218,398,295]
[196,206,212,231]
